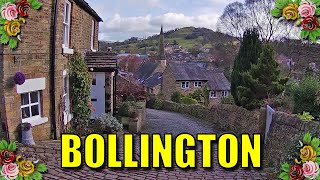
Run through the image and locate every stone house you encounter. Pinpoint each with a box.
[134,61,165,95]
[162,63,231,103]
[0,0,102,141]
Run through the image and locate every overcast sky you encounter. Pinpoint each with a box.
[86,0,242,42]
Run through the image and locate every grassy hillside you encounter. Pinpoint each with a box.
[100,27,238,53]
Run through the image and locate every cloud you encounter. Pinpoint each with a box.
[99,12,220,41]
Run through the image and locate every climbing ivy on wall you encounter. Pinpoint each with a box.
[0,0,43,49]
[69,52,92,127]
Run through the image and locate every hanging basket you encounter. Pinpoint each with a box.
[14,72,26,85]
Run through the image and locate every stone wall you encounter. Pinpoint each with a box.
[264,111,320,172]
[155,100,266,135]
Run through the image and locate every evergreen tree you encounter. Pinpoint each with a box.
[237,44,287,110]
[231,29,262,105]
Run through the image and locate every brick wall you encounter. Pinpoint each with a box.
[0,0,100,141]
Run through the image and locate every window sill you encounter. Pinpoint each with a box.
[23,117,48,127]
[91,49,97,52]
[210,97,218,99]
[62,47,74,54]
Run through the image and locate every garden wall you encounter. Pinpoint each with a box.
[154,100,320,176]
[264,111,320,171]
[155,101,266,135]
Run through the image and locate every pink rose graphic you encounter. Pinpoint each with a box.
[1,163,19,180]
[1,3,18,21]
[298,1,316,18]
[303,161,320,179]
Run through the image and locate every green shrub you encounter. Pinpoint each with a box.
[118,103,130,117]
[154,99,164,109]
[297,112,315,122]
[220,96,235,105]
[289,76,320,117]
[171,92,182,103]
[181,97,198,105]
[188,90,202,102]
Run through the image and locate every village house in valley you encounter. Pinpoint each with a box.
[0,0,105,141]
[161,63,231,104]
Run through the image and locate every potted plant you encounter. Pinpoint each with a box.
[20,122,35,146]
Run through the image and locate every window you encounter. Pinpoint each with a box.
[21,91,41,121]
[91,20,96,51]
[210,91,217,99]
[92,78,96,85]
[181,82,189,89]
[18,78,48,126]
[222,91,229,97]
[63,0,73,54]
[194,81,202,88]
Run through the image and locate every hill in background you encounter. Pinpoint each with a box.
[100,27,320,79]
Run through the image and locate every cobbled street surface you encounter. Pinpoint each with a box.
[18,109,268,180]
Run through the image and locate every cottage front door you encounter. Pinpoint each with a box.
[90,72,106,119]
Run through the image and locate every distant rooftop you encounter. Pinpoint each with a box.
[168,63,230,91]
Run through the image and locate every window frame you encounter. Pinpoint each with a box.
[21,91,41,122]
[194,81,202,88]
[91,19,96,52]
[181,81,190,89]
[62,0,74,54]
[222,91,229,97]
[210,91,217,99]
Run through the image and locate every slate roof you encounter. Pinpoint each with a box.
[143,72,162,88]
[134,61,160,82]
[168,63,230,91]
[75,0,103,22]
[85,51,117,69]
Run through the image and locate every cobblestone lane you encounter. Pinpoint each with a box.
[18,109,268,180]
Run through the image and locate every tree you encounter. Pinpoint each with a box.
[231,29,262,106]
[237,44,287,109]
[217,0,297,42]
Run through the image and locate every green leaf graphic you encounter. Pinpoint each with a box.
[304,133,312,145]
[271,8,282,17]
[279,172,289,180]
[37,163,47,173]
[9,38,17,49]
[281,163,290,172]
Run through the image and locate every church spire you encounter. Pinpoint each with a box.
[158,24,165,60]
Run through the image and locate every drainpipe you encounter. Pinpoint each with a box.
[49,0,59,140]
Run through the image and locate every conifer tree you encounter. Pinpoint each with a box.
[231,29,262,105]
[237,44,287,109]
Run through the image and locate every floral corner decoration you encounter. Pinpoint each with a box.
[0,140,47,180]
[0,0,42,50]
[271,0,320,42]
[279,133,320,180]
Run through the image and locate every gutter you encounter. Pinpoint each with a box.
[49,0,59,140]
